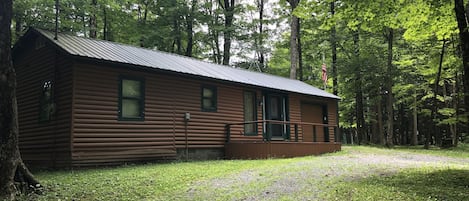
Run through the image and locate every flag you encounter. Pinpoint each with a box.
[321,63,327,83]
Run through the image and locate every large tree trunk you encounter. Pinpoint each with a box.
[257,0,265,70]
[331,0,338,95]
[221,0,234,65]
[454,0,469,142]
[0,1,40,200]
[288,0,299,79]
[89,0,97,39]
[385,28,394,147]
[353,30,366,144]
[186,0,197,57]
[208,0,222,64]
[297,17,303,81]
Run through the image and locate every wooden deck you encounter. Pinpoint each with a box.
[225,141,341,159]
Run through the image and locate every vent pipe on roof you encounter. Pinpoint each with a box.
[54,0,59,40]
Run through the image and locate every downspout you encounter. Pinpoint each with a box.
[184,112,190,161]
[262,95,266,140]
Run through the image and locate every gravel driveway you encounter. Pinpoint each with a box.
[185,147,469,201]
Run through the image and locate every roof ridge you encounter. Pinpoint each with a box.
[35,28,303,82]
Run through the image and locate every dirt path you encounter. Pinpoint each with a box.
[185,148,469,201]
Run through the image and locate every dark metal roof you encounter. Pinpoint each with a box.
[35,28,340,100]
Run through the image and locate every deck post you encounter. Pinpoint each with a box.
[225,124,231,142]
[313,125,317,142]
[294,124,298,142]
[334,127,337,142]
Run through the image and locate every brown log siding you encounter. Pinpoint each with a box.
[16,44,73,168]
[16,40,339,167]
[71,64,266,165]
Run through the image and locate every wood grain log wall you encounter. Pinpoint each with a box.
[16,40,73,168]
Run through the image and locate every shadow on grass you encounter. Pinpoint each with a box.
[328,168,469,200]
[372,169,469,200]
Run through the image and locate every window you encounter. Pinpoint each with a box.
[119,77,145,120]
[201,86,217,112]
[244,91,257,135]
[39,80,54,122]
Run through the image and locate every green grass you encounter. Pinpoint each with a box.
[20,145,469,201]
[344,143,469,158]
[392,143,469,158]
[323,167,469,201]
[21,159,301,201]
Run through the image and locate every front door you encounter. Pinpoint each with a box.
[265,94,288,140]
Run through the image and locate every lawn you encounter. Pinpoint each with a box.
[21,145,469,201]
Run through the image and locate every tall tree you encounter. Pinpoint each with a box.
[385,28,394,146]
[257,0,266,69]
[454,0,469,139]
[221,0,235,65]
[288,0,300,79]
[89,0,98,38]
[186,0,198,57]
[0,0,41,200]
[331,0,338,95]
[353,29,366,144]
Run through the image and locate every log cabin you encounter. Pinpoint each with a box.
[12,28,341,168]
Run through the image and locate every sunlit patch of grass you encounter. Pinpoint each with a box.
[343,143,469,158]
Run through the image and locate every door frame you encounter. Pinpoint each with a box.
[262,92,289,140]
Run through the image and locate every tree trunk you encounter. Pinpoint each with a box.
[427,40,446,148]
[0,1,41,200]
[443,80,457,146]
[257,0,265,70]
[378,97,385,145]
[371,103,379,144]
[173,17,182,54]
[288,0,299,79]
[209,0,222,64]
[331,0,338,95]
[454,0,469,142]
[412,87,418,145]
[103,6,108,41]
[385,28,394,147]
[186,0,197,57]
[398,104,406,145]
[297,17,303,81]
[353,30,366,144]
[221,0,234,65]
[89,0,97,39]
[453,71,460,146]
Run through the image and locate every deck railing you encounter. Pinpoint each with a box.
[225,120,338,143]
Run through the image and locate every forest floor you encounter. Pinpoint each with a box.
[21,145,469,201]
